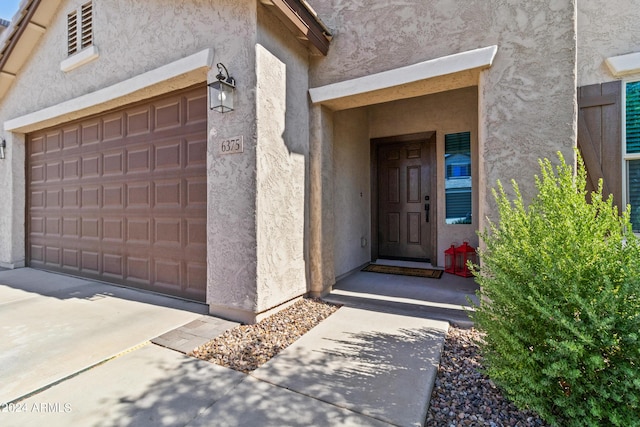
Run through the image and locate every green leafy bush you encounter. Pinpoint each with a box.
[472,152,640,426]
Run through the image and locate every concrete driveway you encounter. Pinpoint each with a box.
[0,268,208,403]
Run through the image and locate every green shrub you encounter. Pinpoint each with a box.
[472,152,640,427]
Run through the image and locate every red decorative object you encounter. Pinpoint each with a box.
[444,244,456,274]
[454,241,477,277]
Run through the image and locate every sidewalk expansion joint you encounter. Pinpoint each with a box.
[246,374,404,427]
[7,341,151,405]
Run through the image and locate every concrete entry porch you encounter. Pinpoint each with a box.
[325,259,479,328]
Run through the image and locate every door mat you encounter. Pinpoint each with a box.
[361,264,443,279]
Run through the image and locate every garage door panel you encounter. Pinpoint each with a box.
[126,107,152,136]
[103,253,124,278]
[127,257,150,283]
[81,251,99,274]
[62,217,79,237]
[31,191,45,208]
[45,247,61,266]
[103,113,124,141]
[45,132,61,153]
[186,92,207,124]
[103,218,124,241]
[45,217,61,236]
[155,181,181,207]
[80,218,100,239]
[103,185,124,208]
[127,183,151,207]
[46,161,62,182]
[82,155,101,178]
[31,164,45,183]
[81,186,101,208]
[28,86,207,301]
[62,127,80,150]
[155,100,182,130]
[63,249,79,269]
[186,138,207,169]
[46,189,61,208]
[127,219,151,243]
[63,159,80,180]
[155,219,181,246]
[82,121,100,145]
[103,151,124,176]
[154,140,182,170]
[127,147,151,173]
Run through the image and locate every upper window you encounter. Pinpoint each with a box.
[67,2,93,56]
[625,81,640,232]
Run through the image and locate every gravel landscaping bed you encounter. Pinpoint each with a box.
[190,297,340,373]
[426,327,550,427]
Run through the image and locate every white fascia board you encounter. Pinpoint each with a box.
[5,48,213,132]
[309,45,497,104]
[606,51,640,77]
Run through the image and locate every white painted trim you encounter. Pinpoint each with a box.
[606,51,640,77]
[6,48,213,132]
[309,45,497,104]
[60,45,100,72]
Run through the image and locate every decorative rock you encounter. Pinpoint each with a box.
[424,327,550,427]
[190,298,340,373]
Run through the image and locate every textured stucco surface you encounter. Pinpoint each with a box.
[332,108,370,277]
[310,0,577,262]
[578,0,640,85]
[253,6,309,313]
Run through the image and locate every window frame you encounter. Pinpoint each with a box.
[622,79,640,233]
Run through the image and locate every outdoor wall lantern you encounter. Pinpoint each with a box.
[0,139,5,160]
[208,63,236,113]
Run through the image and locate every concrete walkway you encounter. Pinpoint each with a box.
[1,268,453,427]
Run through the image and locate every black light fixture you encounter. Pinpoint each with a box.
[0,139,5,160]
[208,63,236,113]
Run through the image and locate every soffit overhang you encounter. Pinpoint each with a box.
[260,0,332,56]
[0,0,63,101]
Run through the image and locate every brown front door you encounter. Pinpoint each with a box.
[26,85,208,302]
[375,134,435,261]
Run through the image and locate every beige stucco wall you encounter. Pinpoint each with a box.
[578,0,640,86]
[252,6,310,314]
[310,0,577,285]
[332,107,370,277]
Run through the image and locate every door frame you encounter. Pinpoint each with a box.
[370,131,437,263]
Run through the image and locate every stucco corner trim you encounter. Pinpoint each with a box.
[308,45,497,105]
[5,48,213,132]
[605,51,640,77]
[60,45,100,72]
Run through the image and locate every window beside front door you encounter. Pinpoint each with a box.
[625,81,640,232]
[445,132,472,224]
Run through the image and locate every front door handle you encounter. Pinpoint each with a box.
[425,203,430,223]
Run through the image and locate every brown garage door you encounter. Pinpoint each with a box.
[27,85,208,302]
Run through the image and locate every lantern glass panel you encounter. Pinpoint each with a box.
[209,80,235,113]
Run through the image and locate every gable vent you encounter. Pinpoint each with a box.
[67,10,78,55]
[80,2,93,49]
[67,2,93,56]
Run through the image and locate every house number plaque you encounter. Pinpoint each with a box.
[220,135,243,155]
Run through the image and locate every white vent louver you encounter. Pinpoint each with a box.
[67,10,78,55]
[80,2,92,49]
[68,2,93,56]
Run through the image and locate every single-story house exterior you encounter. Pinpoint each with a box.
[0,0,638,323]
